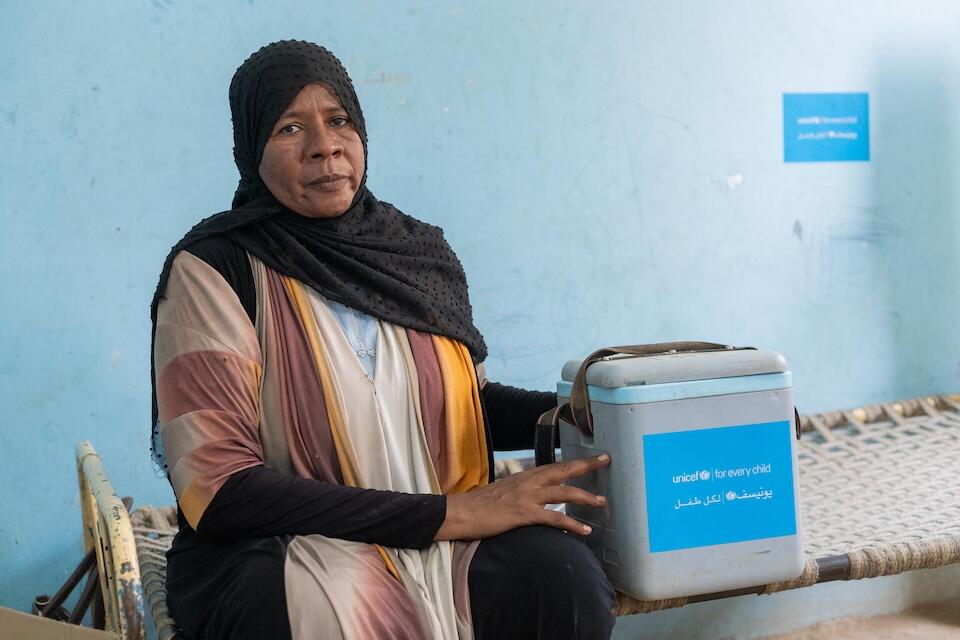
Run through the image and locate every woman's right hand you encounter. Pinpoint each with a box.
[434,454,610,541]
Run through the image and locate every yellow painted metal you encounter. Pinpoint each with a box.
[76,441,145,640]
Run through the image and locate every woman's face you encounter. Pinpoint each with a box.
[258,83,365,218]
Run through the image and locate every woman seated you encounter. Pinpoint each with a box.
[151,39,614,640]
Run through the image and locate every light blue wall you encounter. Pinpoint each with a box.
[3,0,960,634]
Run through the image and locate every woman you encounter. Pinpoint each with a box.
[151,40,615,640]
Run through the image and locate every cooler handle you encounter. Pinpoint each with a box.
[535,341,755,467]
[566,342,753,437]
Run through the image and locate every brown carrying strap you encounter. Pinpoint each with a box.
[535,341,756,467]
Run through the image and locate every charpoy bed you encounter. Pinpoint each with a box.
[74,393,960,639]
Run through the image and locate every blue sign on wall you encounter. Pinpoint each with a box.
[643,421,797,553]
[783,92,869,162]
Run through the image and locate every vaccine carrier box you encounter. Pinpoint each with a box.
[557,349,804,600]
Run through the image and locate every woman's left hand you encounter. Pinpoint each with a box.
[434,453,610,541]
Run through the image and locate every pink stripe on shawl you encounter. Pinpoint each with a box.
[405,328,447,486]
[157,350,260,425]
[263,268,343,484]
[284,537,430,639]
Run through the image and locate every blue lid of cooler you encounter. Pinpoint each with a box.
[556,349,791,405]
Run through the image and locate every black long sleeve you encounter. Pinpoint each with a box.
[194,380,555,546]
[196,466,446,548]
[481,382,557,451]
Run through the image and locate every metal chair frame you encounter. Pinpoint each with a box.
[76,441,144,640]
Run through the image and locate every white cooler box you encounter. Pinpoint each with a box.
[557,348,804,601]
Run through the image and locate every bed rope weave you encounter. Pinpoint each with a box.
[130,508,180,640]
[127,393,960,628]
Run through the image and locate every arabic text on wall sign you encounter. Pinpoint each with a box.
[783,92,870,162]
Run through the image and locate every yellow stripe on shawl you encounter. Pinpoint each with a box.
[433,336,489,493]
[178,481,211,530]
[284,277,401,581]
[283,277,361,486]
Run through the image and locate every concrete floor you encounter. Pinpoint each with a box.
[761,596,960,640]
[610,564,960,640]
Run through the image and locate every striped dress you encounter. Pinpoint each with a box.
[156,246,492,638]
[155,240,615,640]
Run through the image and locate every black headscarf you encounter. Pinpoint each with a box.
[151,40,487,469]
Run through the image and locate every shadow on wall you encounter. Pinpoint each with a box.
[872,49,960,400]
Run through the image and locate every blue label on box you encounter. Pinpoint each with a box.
[783,92,869,162]
[643,421,797,553]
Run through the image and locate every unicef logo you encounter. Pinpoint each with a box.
[672,468,715,484]
[726,490,737,501]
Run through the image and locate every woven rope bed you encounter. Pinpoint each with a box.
[82,393,960,639]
